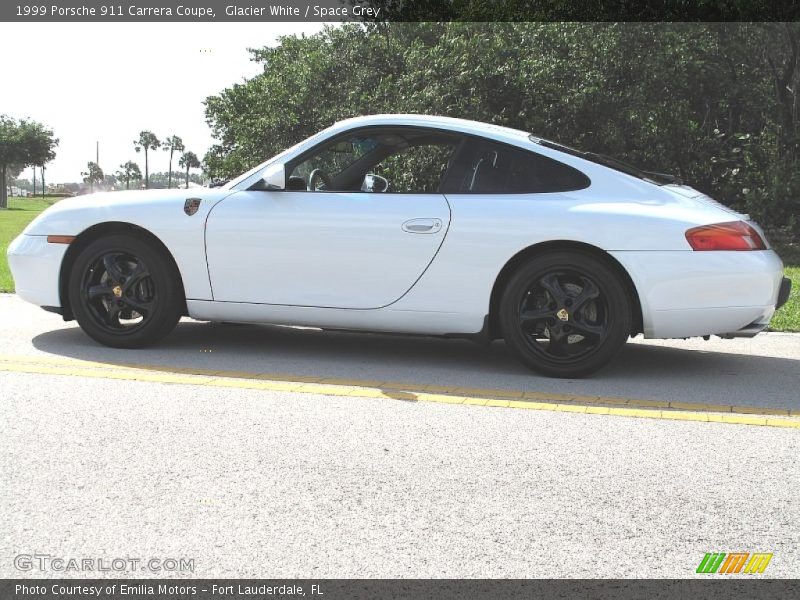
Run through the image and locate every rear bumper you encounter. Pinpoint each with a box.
[721,276,792,338]
[610,249,786,339]
[776,276,791,310]
[707,275,792,338]
[6,234,67,308]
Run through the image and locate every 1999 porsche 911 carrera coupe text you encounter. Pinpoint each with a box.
[8,115,791,377]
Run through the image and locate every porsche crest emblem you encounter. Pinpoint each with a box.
[184,198,202,216]
[556,308,569,321]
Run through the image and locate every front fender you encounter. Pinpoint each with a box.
[23,189,233,301]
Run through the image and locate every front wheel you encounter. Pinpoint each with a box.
[68,233,183,348]
[499,251,633,378]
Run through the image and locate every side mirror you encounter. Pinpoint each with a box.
[260,162,286,190]
[361,173,389,193]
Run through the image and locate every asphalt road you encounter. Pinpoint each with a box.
[1,294,799,578]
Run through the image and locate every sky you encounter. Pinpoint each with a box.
[0,22,327,183]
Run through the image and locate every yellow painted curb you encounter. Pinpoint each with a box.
[0,354,798,429]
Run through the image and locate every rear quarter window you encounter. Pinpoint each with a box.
[452,140,591,194]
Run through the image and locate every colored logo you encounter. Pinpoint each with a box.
[184,198,202,216]
[696,552,772,574]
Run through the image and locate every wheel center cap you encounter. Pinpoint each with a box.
[112,285,123,298]
[556,308,569,321]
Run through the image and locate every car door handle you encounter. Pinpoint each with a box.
[402,218,442,234]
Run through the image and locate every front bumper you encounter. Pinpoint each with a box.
[6,234,68,308]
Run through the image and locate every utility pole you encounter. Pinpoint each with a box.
[96,141,99,166]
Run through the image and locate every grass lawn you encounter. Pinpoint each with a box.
[769,265,799,331]
[769,244,800,332]
[0,197,62,292]
[0,196,798,331]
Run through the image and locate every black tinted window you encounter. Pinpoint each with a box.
[288,128,459,193]
[454,140,590,193]
[372,142,456,193]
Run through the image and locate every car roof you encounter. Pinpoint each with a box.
[328,114,533,145]
[226,114,540,190]
[229,113,646,192]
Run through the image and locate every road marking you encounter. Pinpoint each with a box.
[0,354,798,428]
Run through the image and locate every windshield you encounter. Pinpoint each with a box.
[223,126,338,190]
[528,135,681,185]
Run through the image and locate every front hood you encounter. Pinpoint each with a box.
[23,188,231,236]
[40,188,206,211]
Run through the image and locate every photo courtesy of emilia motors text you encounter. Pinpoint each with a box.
[1,0,800,599]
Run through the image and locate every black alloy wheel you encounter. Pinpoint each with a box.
[82,252,155,334]
[499,251,632,378]
[68,234,182,348]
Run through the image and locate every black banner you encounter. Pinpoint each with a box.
[2,580,800,600]
[1,0,800,22]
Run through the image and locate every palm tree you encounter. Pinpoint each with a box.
[81,161,104,193]
[178,151,201,189]
[133,131,160,189]
[163,135,184,189]
[115,160,142,190]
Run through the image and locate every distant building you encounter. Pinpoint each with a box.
[10,186,30,197]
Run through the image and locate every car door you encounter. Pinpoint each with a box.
[205,127,459,309]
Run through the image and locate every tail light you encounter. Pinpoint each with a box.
[685,221,767,251]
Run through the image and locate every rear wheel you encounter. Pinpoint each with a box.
[499,251,633,378]
[68,233,182,348]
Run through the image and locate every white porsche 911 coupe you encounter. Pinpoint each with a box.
[8,115,791,377]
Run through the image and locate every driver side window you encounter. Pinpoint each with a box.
[287,128,461,193]
[371,144,455,194]
[289,136,378,191]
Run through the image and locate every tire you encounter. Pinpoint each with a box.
[67,233,183,348]
[498,251,633,378]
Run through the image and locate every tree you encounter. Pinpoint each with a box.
[359,0,797,21]
[763,23,800,160]
[203,23,800,236]
[102,173,118,189]
[0,115,58,208]
[163,135,185,189]
[178,151,201,189]
[139,171,185,189]
[81,161,104,193]
[133,131,160,189]
[115,160,142,190]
